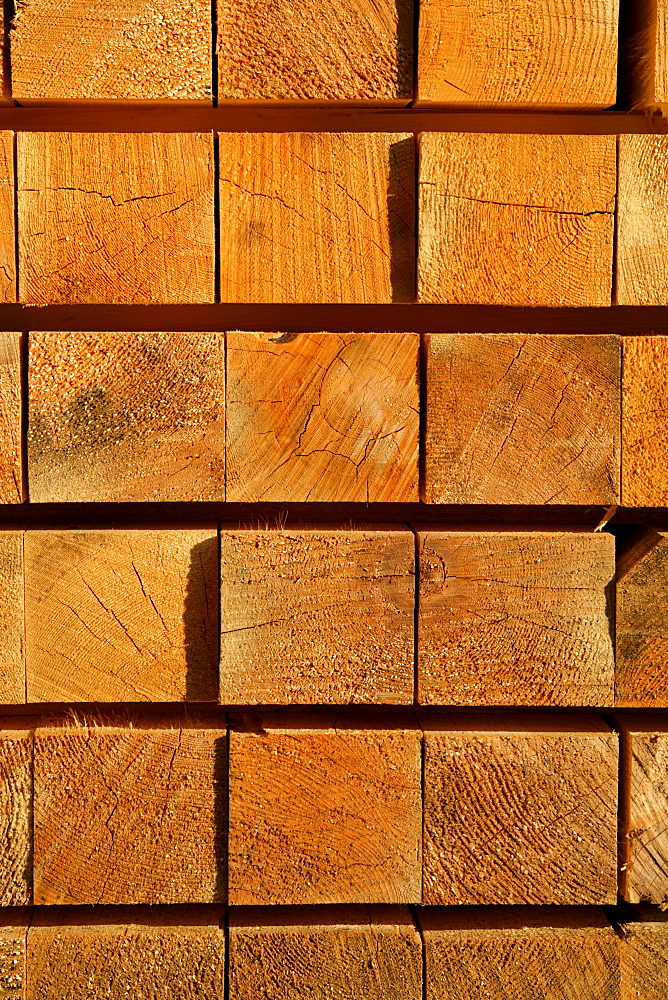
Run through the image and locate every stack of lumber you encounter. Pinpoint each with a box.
[0,1,667,997]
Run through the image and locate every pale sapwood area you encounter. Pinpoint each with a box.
[418,133,616,306]
[10,0,212,102]
[218,133,415,303]
[17,132,215,304]
[227,719,422,905]
[424,333,620,505]
[225,332,419,502]
[219,530,415,705]
[618,137,668,305]
[422,716,618,905]
[418,531,615,706]
[28,331,226,502]
[417,0,619,108]
[622,718,668,908]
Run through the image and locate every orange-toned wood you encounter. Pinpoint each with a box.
[418,133,616,306]
[0,911,30,996]
[27,907,224,999]
[417,0,619,107]
[622,337,668,505]
[616,528,668,706]
[424,334,620,505]
[0,727,32,906]
[228,721,421,904]
[622,911,668,1000]
[33,724,225,905]
[0,334,23,505]
[24,529,218,703]
[217,0,412,103]
[218,133,415,303]
[226,332,419,501]
[220,530,414,705]
[618,136,668,305]
[0,532,24,705]
[622,719,668,906]
[28,332,225,502]
[229,906,422,1000]
[420,907,620,1000]
[18,132,215,304]
[0,134,15,303]
[423,717,618,904]
[11,0,212,102]
[418,532,615,706]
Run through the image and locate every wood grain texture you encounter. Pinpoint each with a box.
[33,726,225,905]
[0,533,24,705]
[229,906,422,1000]
[0,729,32,906]
[217,0,411,103]
[25,529,218,703]
[622,337,668,505]
[423,722,618,904]
[28,331,225,502]
[228,725,421,904]
[0,912,29,1000]
[625,725,668,905]
[618,136,668,305]
[0,134,15,303]
[418,532,615,706]
[218,133,415,303]
[418,133,616,306]
[659,1,668,103]
[622,914,668,1000]
[0,335,23,504]
[27,907,224,999]
[226,332,419,501]
[220,530,415,705]
[424,333,620,504]
[11,0,212,102]
[616,529,668,706]
[417,0,619,107]
[18,132,215,304]
[420,908,620,1000]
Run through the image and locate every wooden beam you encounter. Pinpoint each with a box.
[27,906,225,998]
[28,331,225,502]
[618,136,668,305]
[33,723,225,904]
[218,134,415,303]
[25,529,218,703]
[622,910,668,1000]
[424,333,620,505]
[11,0,212,102]
[418,531,615,706]
[220,530,415,705]
[418,133,616,306]
[420,907,620,1000]
[217,0,412,104]
[18,132,215,304]
[0,910,30,996]
[423,715,618,904]
[228,717,421,904]
[417,0,619,108]
[621,717,668,905]
[0,725,32,905]
[226,332,419,501]
[622,337,668,505]
[229,905,421,1000]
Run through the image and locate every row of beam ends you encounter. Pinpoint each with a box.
[1,0,664,109]
[0,524,664,707]
[0,903,662,1000]
[1,331,666,506]
[1,132,667,306]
